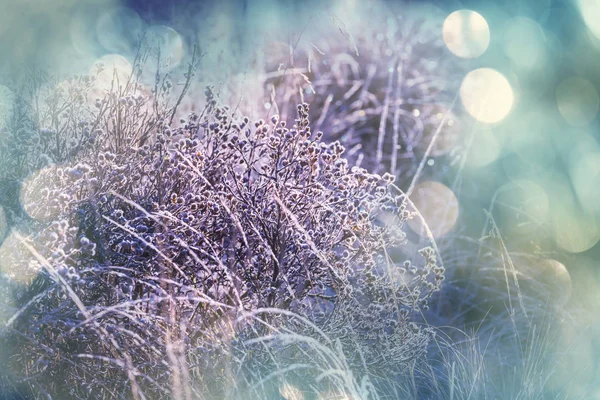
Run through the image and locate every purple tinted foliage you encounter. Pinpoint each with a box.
[253,11,465,184]
[1,47,444,399]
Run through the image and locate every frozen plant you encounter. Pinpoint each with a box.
[4,78,444,398]
[253,3,464,185]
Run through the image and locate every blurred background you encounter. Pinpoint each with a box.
[1,0,600,397]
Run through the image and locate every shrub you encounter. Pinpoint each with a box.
[1,66,444,397]
[253,5,464,184]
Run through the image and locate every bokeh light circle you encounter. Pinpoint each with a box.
[570,150,600,215]
[96,7,144,56]
[20,165,65,223]
[556,76,599,126]
[553,210,600,253]
[578,0,600,41]
[279,382,303,400]
[0,230,41,284]
[503,17,546,69]
[89,54,133,93]
[145,25,185,70]
[498,256,573,307]
[527,259,572,306]
[408,181,459,238]
[548,180,600,253]
[443,10,490,58]
[69,7,98,57]
[460,68,514,124]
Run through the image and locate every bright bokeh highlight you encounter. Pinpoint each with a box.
[279,382,304,400]
[89,53,133,91]
[578,0,600,41]
[460,68,514,124]
[530,259,572,305]
[409,181,459,238]
[20,165,62,223]
[443,10,490,58]
[0,230,40,284]
[552,209,600,253]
